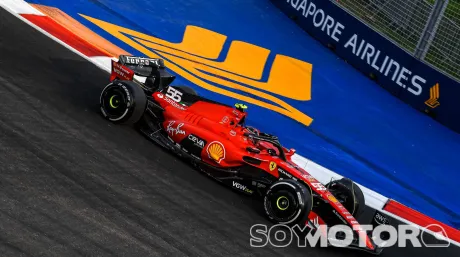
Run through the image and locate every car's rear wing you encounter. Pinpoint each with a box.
[110,55,176,91]
[118,55,165,68]
[110,60,135,82]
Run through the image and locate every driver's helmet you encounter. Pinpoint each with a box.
[235,103,248,112]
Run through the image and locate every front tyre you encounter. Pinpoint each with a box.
[326,178,365,218]
[264,179,313,226]
[100,81,147,124]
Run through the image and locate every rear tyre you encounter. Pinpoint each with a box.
[263,179,312,226]
[326,178,365,218]
[100,81,147,124]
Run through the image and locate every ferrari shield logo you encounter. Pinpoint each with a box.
[269,161,277,171]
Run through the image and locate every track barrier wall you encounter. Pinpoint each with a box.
[272,0,460,134]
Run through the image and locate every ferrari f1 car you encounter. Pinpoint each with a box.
[99,55,388,254]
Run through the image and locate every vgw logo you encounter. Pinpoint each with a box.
[82,15,314,127]
[233,181,247,191]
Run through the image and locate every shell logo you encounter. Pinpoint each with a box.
[207,141,226,163]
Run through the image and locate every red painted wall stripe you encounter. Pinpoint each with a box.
[21,14,110,57]
[384,200,460,243]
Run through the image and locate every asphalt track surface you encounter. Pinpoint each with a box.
[0,8,458,257]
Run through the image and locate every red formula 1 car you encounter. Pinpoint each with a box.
[99,55,387,254]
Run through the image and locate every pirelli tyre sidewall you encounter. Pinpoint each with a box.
[264,179,312,226]
[100,81,147,124]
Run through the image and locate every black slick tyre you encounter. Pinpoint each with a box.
[263,179,313,226]
[100,80,147,124]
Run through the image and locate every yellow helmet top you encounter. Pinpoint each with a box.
[235,103,248,112]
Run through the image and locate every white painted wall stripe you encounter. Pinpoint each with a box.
[292,154,389,210]
[0,0,44,15]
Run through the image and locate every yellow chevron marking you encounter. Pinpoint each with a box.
[425,83,440,109]
[81,15,314,126]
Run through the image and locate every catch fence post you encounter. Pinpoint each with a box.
[415,0,449,60]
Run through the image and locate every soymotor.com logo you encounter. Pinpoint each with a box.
[250,223,450,248]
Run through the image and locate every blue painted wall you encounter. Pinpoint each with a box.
[272,0,460,136]
[26,0,460,227]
